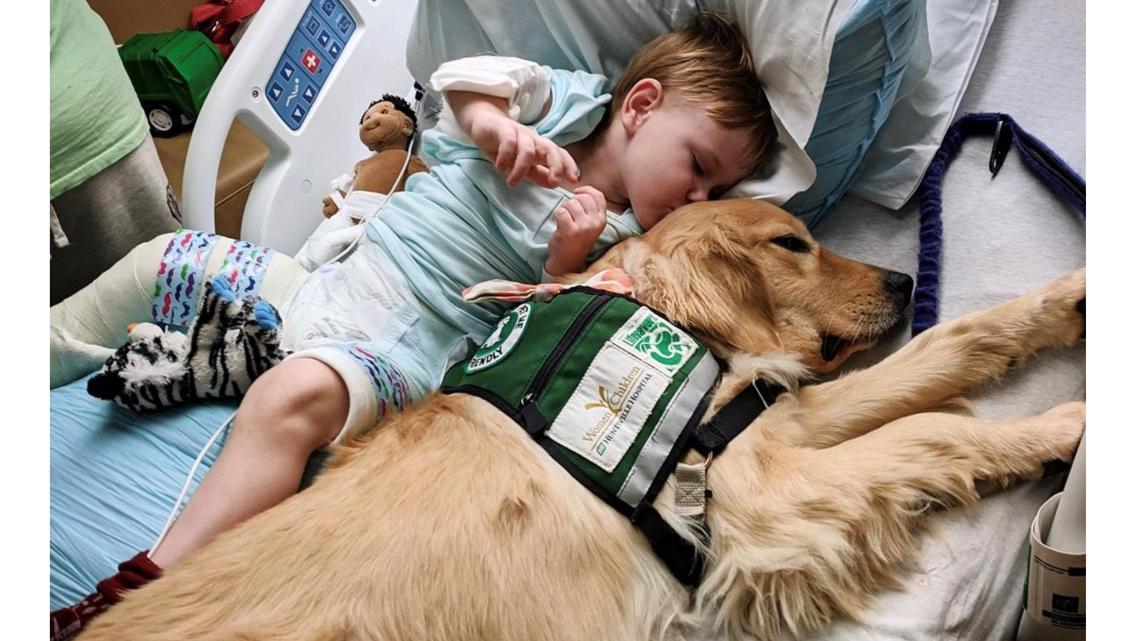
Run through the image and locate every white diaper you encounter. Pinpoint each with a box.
[282,240,468,441]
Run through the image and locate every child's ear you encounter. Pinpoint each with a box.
[620,79,664,133]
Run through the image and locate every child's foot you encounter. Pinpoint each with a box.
[50,551,162,640]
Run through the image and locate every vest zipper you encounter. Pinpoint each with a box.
[519,294,611,433]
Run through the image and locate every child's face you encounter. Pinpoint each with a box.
[618,91,757,230]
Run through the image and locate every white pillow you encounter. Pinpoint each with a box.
[406,0,857,204]
[847,0,1000,209]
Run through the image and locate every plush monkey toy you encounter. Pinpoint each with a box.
[321,94,428,218]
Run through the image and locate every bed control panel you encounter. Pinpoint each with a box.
[267,0,356,130]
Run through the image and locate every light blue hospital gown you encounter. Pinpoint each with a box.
[281,68,646,439]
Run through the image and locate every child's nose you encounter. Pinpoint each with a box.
[687,186,710,203]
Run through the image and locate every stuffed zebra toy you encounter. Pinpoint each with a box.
[87,275,290,412]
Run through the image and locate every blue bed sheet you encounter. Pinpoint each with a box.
[49,374,237,609]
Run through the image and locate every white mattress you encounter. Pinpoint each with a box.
[797,0,1085,638]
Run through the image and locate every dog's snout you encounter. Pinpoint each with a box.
[883,271,914,303]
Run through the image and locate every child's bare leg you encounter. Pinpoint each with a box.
[150,358,348,567]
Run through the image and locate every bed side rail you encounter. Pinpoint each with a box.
[182,0,418,255]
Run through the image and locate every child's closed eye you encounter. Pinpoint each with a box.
[691,152,706,177]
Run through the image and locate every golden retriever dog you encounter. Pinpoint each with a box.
[79,199,1085,641]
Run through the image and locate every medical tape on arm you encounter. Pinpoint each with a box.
[430,55,553,130]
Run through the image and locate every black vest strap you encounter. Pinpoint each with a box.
[631,507,707,588]
[631,378,784,586]
[692,379,786,455]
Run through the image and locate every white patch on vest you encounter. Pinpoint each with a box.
[466,303,532,373]
[548,343,668,472]
[612,308,697,377]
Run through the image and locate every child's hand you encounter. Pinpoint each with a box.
[455,96,579,188]
[545,186,608,277]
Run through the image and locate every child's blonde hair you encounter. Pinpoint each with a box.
[610,12,776,175]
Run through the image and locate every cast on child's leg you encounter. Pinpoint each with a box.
[149,357,348,568]
[50,233,174,387]
[50,232,310,388]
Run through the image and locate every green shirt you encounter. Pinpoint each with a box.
[50,0,148,199]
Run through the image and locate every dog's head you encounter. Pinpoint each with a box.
[593,199,911,373]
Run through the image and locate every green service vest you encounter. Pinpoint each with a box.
[442,287,720,517]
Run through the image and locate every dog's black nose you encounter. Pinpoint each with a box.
[883,271,914,303]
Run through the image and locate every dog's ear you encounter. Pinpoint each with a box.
[622,227,781,355]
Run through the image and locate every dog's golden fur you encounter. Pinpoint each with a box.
[79,199,1085,641]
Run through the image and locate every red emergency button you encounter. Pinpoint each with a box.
[301,49,321,74]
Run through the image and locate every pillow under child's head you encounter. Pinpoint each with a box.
[407,0,929,224]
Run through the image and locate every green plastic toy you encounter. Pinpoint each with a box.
[118,29,225,137]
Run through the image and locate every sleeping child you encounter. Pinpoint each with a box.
[51,11,776,638]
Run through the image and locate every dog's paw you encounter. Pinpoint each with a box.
[1035,401,1085,465]
[1035,268,1085,348]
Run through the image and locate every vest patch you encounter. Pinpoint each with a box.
[466,302,532,372]
[614,308,698,377]
[548,344,669,472]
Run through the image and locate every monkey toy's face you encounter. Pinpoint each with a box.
[359,101,414,150]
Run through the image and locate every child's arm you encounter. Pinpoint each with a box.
[545,186,608,277]
[430,56,578,188]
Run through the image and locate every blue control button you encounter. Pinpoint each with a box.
[337,14,352,34]
[291,105,307,124]
[305,14,319,36]
[318,30,331,47]
[302,84,317,103]
[268,82,284,101]
[320,0,335,16]
[328,42,342,59]
[279,62,295,81]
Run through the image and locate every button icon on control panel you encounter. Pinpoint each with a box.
[279,62,295,80]
[291,105,307,124]
[318,30,331,47]
[305,16,319,35]
[302,85,317,103]
[321,0,335,16]
[337,14,352,34]
[329,42,342,59]
[268,83,284,101]
[284,78,301,106]
[301,49,321,74]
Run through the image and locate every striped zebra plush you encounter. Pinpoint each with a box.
[87,275,289,412]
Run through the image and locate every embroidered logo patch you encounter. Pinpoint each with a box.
[614,308,697,376]
[466,303,532,372]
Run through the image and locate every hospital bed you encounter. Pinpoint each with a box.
[50,0,1085,638]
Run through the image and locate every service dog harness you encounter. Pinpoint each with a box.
[443,271,785,587]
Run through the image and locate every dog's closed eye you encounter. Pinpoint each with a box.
[771,235,811,253]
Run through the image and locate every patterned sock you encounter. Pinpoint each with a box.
[50,551,163,641]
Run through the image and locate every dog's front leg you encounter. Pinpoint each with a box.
[774,269,1084,449]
